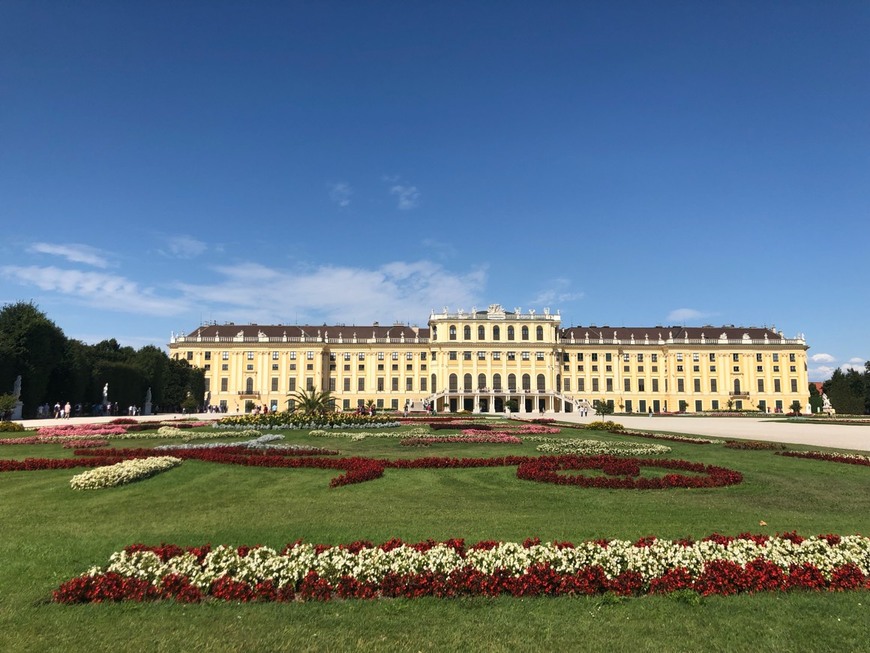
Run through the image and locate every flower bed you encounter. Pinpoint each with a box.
[401,434,523,446]
[309,427,429,441]
[516,455,741,489]
[53,532,870,603]
[725,440,788,450]
[62,439,110,449]
[69,457,183,490]
[3,446,743,490]
[777,451,870,467]
[533,439,671,456]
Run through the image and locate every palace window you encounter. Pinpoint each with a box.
[507,326,515,340]
[478,325,485,340]
[536,326,544,341]
[464,326,471,340]
[521,326,529,340]
[449,326,456,340]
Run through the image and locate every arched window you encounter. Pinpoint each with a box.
[449,325,456,341]
[463,373,473,390]
[508,374,517,391]
[449,374,458,391]
[493,326,500,341]
[556,375,561,392]
[493,373,502,391]
[537,374,546,391]
[463,325,471,340]
[507,326,515,341]
[536,325,544,341]
[478,373,487,390]
[431,373,437,392]
[521,326,529,340]
[733,379,741,394]
[246,378,254,393]
[522,374,531,390]
[478,325,485,340]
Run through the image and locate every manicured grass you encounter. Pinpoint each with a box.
[1,422,869,652]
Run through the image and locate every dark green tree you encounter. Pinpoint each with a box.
[823,368,865,415]
[0,302,67,417]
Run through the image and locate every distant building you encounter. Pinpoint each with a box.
[169,303,809,415]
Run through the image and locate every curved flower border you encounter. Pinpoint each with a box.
[1,447,743,490]
[53,532,870,603]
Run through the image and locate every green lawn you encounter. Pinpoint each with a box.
[1,422,869,652]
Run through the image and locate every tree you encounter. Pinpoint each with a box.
[823,368,865,415]
[287,388,334,416]
[790,400,803,416]
[163,358,204,412]
[0,302,67,417]
[808,382,823,414]
[594,399,614,416]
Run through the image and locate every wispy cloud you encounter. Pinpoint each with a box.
[530,279,585,307]
[175,259,486,325]
[389,184,420,210]
[329,182,353,208]
[667,308,713,323]
[0,265,190,316]
[28,243,111,268]
[811,353,836,363]
[159,235,208,259]
[808,365,837,382]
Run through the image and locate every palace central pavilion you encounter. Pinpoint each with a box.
[169,304,809,415]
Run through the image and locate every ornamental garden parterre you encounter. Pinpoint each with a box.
[0,414,868,603]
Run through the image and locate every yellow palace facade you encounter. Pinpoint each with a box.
[168,304,809,415]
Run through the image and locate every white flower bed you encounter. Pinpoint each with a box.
[155,434,286,450]
[309,427,430,440]
[534,439,671,456]
[70,457,183,490]
[92,534,870,590]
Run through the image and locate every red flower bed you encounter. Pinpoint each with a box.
[515,455,742,489]
[54,558,869,604]
[2,445,743,490]
[777,451,870,467]
[429,422,492,431]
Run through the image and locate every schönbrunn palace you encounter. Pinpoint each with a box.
[169,304,809,415]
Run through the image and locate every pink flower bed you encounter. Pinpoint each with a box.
[62,439,110,449]
[401,434,523,446]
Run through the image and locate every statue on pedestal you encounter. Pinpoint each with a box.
[11,375,23,420]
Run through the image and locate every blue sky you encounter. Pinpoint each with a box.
[1,2,867,382]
